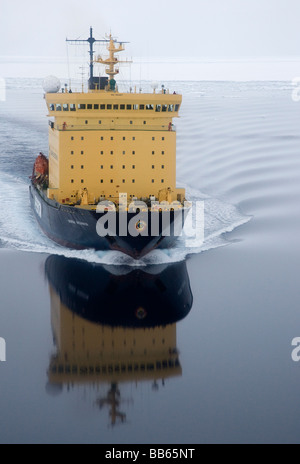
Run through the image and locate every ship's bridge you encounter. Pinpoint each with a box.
[45,89,182,132]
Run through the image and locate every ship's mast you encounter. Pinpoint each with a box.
[95,35,126,83]
[88,26,96,79]
[96,383,126,426]
[66,27,129,87]
[66,27,107,81]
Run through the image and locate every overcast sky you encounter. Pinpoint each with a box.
[1,0,300,58]
[1,0,300,80]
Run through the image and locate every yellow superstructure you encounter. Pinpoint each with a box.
[45,35,184,207]
[48,285,181,425]
[48,286,181,385]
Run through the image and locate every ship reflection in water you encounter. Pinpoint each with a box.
[44,255,193,426]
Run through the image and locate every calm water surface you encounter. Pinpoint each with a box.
[0,80,300,443]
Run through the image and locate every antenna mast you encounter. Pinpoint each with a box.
[66,27,130,88]
[66,27,107,80]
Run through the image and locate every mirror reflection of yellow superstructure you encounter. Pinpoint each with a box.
[45,256,193,426]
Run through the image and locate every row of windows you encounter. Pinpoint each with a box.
[50,103,180,112]
[70,179,165,184]
[51,358,178,375]
[66,118,167,126]
[71,136,166,141]
[70,150,166,155]
[70,165,165,169]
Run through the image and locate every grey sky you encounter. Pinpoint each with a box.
[1,0,300,58]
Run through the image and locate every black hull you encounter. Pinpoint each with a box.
[45,255,193,328]
[29,183,185,258]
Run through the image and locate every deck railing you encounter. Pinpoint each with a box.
[50,121,176,132]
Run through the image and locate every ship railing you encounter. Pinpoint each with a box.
[52,122,176,132]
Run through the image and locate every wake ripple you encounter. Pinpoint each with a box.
[0,173,250,266]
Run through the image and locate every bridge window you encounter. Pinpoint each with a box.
[127,104,132,110]
[78,104,86,110]
[49,104,55,111]
[107,104,112,110]
[133,104,138,110]
[162,104,167,112]
[156,104,161,112]
[139,104,145,110]
[113,104,118,110]
[87,104,92,110]
[100,179,103,183]
[168,104,174,112]
[100,104,105,110]
[70,104,76,111]
[56,104,62,111]
[146,104,153,110]
[120,104,125,110]
[175,104,180,112]
[94,104,99,110]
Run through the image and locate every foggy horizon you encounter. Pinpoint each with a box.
[1,1,300,80]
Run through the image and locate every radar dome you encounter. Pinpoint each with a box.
[151,81,159,91]
[43,75,61,93]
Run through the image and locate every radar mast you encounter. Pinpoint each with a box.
[66,27,130,91]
